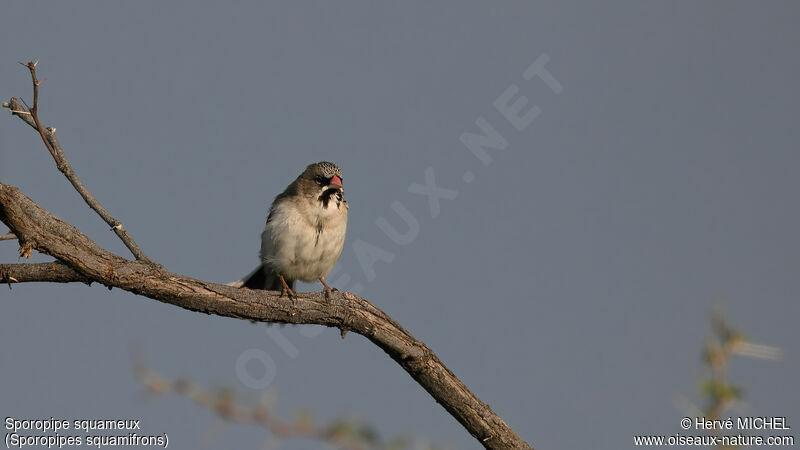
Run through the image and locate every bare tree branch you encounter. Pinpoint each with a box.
[0,181,532,450]
[2,62,530,449]
[3,62,151,262]
[19,60,62,165]
[0,231,16,241]
[0,261,91,285]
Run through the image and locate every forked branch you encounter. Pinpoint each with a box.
[0,183,530,449]
[1,63,532,450]
[4,62,151,262]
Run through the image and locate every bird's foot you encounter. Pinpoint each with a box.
[279,274,297,302]
[319,278,338,300]
[280,287,298,301]
[322,287,339,299]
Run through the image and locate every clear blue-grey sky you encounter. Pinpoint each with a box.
[2,2,798,449]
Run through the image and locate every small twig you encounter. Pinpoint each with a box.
[8,62,152,263]
[0,232,16,241]
[22,61,60,165]
[700,310,780,449]
[133,354,380,450]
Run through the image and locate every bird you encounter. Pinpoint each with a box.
[232,161,348,300]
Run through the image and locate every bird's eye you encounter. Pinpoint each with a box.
[315,176,326,185]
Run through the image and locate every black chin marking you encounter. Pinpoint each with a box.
[319,188,342,208]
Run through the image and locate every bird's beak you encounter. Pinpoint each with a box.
[328,175,343,189]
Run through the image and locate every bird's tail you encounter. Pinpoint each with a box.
[228,265,293,291]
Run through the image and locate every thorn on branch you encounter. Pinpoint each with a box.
[18,243,33,259]
[0,267,18,288]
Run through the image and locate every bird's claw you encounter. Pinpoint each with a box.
[319,278,337,300]
[281,287,298,302]
[278,274,297,302]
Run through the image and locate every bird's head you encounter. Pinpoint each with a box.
[298,161,344,208]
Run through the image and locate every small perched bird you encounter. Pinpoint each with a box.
[233,161,348,299]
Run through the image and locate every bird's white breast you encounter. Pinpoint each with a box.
[260,197,347,282]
